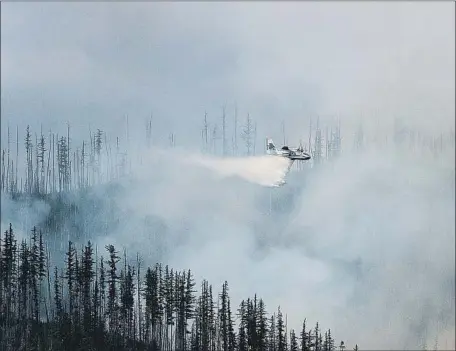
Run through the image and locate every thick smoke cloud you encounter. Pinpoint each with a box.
[4,142,453,349]
[1,1,454,349]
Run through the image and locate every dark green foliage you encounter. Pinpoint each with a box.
[300,318,310,351]
[290,329,299,351]
[0,224,358,350]
[276,306,287,351]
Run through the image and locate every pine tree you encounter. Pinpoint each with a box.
[185,269,196,333]
[18,239,30,321]
[174,271,187,350]
[38,230,46,280]
[269,313,276,351]
[300,318,310,351]
[237,300,248,351]
[136,254,143,343]
[1,224,17,329]
[256,298,268,351]
[339,340,346,351]
[208,284,216,351]
[199,279,213,351]
[246,296,258,350]
[81,241,94,333]
[219,281,230,351]
[53,266,63,321]
[227,297,236,351]
[290,329,299,351]
[120,264,135,341]
[276,306,287,351]
[99,256,106,331]
[164,265,175,350]
[65,241,76,328]
[327,329,335,351]
[106,244,120,333]
[310,322,320,351]
[30,226,40,321]
[144,267,154,343]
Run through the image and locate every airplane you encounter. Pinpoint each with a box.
[265,138,311,161]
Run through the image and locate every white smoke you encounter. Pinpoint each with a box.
[185,153,293,187]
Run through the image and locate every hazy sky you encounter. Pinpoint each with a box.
[2,1,454,148]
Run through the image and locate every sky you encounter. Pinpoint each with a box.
[1,2,455,349]
[1,2,454,147]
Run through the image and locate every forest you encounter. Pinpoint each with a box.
[0,223,357,351]
[1,114,454,351]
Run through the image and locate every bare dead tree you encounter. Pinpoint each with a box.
[313,117,322,165]
[233,103,238,156]
[67,123,71,191]
[169,133,176,148]
[146,114,153,149]
[1,149,5,192]
[253,121,257,155]
[38,128,46,193]
[212,125,220,155]
[15,126,19,193]
[25,125,33,194]
[202,111,209,153]
[6,124,10,193]
[222,105,227,157]
[242,113,254,156]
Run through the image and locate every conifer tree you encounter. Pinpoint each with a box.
[219,281,230,351]
[120,264,135,341]
[81,241,94,333]
[313,322,321,351]
[300,318,310,351]
[53,266,63,322]
[65,240,77,329]
[290,329,299,351]
[256,298,269,351]
[227,297,236,351]
[276,306,287,351]
[246,297,257,350]
[99,256,106,331]
[106,244,120,333]
[185,269,196,331]
[18,239,30,321]
[269,313,276,351]
[237,299,248,351]
[327,329,335,351]
[30,226,40,321]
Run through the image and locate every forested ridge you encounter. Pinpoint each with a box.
[0,223,358,351]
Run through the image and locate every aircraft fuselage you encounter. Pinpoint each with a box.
[266,139,311,161]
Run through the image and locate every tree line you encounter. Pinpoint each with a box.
[0,223,359,351]
[4,115,452,196]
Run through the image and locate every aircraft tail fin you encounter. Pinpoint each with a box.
[266,138,277,154]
